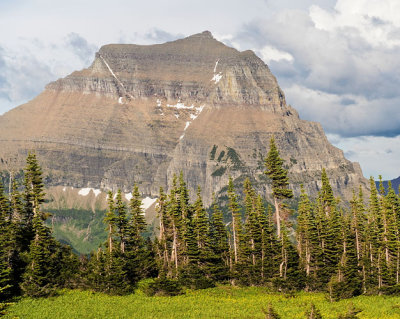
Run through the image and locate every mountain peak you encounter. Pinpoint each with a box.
[189,30,214,39]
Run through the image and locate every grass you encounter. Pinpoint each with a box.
[4,286,400,319]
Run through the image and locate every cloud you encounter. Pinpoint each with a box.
[230,1,400,139]
[0,33,97,114]
[327,134,400,180]
[65,33,97,64]
[144,29,184,43]
[284,84,400,137]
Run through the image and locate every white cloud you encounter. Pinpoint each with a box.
[327,134,400,180]
[260,45,294,63]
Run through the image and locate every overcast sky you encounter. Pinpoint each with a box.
[0,0,399,180]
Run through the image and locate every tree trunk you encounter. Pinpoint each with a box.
[274,197,281,238]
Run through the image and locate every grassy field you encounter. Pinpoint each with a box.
[4,286,400,319]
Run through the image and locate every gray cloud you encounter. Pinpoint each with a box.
[229,4,400,138]
[0,47,10,101]
[144,29,184,43]
[65,33,97,64]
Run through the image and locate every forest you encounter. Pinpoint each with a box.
[1,137,400,318]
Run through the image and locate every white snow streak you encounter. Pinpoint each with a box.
[211,59,223,84]
[214,59,219,73]
[178,104,205,141]
[78,188,102,197]
[167,101,196,110]
[99,55,134,99]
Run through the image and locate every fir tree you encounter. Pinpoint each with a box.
[227,177,242,264]
[264,136,293,238]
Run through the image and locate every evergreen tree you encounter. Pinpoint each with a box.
[20,154,60,297]
[21,153,46,251]
[264,136,293,238]
[227,177,242,265]
[209,195,230,282]
[129,184,146,243]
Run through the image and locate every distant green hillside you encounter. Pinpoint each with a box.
[46,208,107,255]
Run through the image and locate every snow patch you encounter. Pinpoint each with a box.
[213,59,219,73]
[99,55,134,99]
[141,197,157,210]
[167,101,196,110]
[78,188,101,197]
[178,105,205,141]
[211,59,223,84]
[211,73,223,84]
[125,193,133,201]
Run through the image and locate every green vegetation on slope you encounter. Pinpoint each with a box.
[5,287,400,319]
[46,209,107,255]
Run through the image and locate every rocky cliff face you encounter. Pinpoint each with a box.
[0,31,368,204]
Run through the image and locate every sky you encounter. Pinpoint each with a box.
[0,0,399,180]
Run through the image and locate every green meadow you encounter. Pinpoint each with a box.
[4,286,400,319]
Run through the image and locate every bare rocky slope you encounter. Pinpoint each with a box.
[0,31,368,205]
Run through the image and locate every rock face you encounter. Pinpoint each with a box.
[0,31,368,204]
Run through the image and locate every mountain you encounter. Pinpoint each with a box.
[0,31,368,205]
[375,176,400,194]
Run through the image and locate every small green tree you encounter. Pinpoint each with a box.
[265,136,293,238]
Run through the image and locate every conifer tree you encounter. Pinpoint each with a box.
[104,191,117,254]
[209,195,230,281]
[0,184,13,299]
[21,153,46,251]
[114,190,129,254]
[129,184,146,244]
[227,177,242,264]
[264,136,293,238]
[21,153,60,297]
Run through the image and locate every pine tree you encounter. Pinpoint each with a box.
[104,191,117,254]
[21,153,60,297]
[129,184,146,243]
[114,190,129,254]
[21,153,46,251]
[227,177,242,265]
[0,184,12,299]
[264,136,293,238]
[156,187,170,274]
[209,194,230,282]
[243,178,262,280]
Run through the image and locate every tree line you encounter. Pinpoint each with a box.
[1,137,400,304]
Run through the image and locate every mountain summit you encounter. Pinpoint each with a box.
[0,32,367,203]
